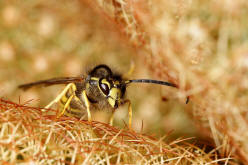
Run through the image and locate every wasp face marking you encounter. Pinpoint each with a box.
[108,86,122,108]
[96,78,126,109]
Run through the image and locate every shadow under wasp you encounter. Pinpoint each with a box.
[19,64,187,129]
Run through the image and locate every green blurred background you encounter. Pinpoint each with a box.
[0,0,197,139]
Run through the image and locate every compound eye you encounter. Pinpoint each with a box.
[99,81,110,96]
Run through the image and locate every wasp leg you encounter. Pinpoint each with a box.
[65,96,86,118]
[121,100,132,129]
[82,90,92,122]
[57,94,74,117]
[109,110,115,126]
[127,100,132,130]
[44,83,74,110]
[109,100,132,129]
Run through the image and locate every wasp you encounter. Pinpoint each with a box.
[19,64,183,129]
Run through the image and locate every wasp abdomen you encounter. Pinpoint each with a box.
[58,84,86,118]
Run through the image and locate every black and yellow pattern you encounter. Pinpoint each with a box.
[19,64,181,129]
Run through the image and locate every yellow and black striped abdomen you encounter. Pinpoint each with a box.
[58,83,86,118]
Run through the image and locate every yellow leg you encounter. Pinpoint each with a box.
[109,111,115,126]
[57,94,74,118]
[44,83,73,109]
[127,100,132,130]
[82,90,92,122]
[122,100,133,129]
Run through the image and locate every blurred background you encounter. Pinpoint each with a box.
[0,0,196,139]
[3,2,248,163]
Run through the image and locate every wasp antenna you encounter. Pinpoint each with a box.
[126,79,178,88]
[126,79,190,104]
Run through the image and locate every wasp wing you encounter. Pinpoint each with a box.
[18,77,85,90]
